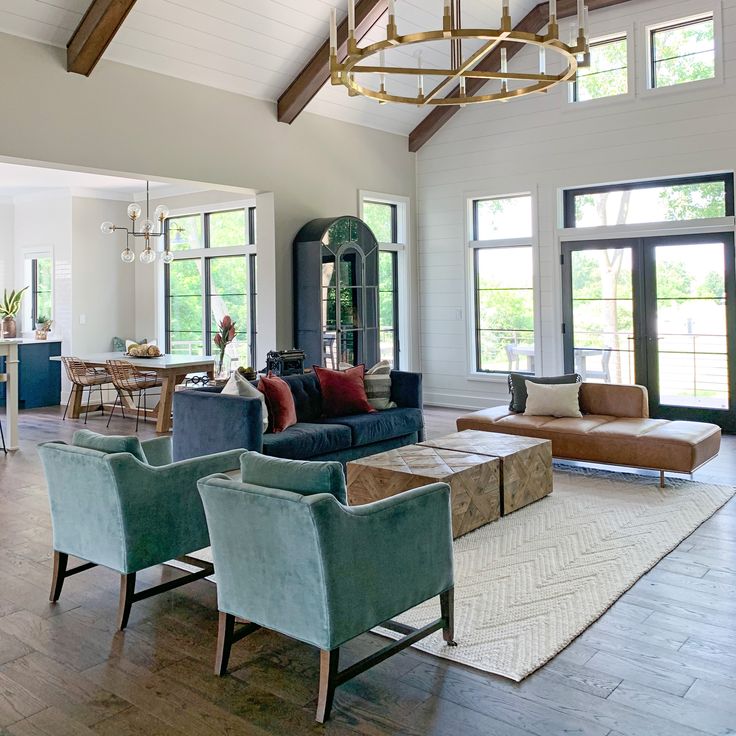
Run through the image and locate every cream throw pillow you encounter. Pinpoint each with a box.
[222,371,269,430]
[524,380,582,418]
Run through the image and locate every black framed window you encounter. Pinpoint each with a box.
[164,205,257,369]
[650,15,715,88]
[564,174,734,229]
[363,199,401,367]
[471,193,535,374]
[572,35,628,102]
[30,257,53,325]
[474,246,535,374]
[473,194,532,240]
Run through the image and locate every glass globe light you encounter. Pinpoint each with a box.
[139,248,156,265]
[100,221,115,234]
[121,248,135,264]
[155,205,169,221]
[161,250,174,264]
[141,219,155,233]
[127,203,142,220]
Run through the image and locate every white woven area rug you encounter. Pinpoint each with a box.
[375,467,735,682]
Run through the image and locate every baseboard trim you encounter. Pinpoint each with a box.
[424,392,506,411]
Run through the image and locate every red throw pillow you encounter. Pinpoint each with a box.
[314,364,376,417]
[258,372,297,433]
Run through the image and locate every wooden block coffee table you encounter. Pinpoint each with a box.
[420,430,552,515]
[347,445,500,539]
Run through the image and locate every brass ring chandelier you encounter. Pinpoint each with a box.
[329,0,590,106]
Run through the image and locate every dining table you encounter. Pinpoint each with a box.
[51,352,216,433]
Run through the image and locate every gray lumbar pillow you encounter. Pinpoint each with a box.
[508,372,581,413]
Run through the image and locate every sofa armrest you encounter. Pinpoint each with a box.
[172,389,263,462]
[109,449,246,572]
[390,370,423,409]
[311,482,454,647]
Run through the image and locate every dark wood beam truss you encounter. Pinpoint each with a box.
[67,0,137,76]
[408,0,632,152]
[277,0,388,125]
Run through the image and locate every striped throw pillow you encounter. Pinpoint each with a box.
[365,361,395,410]
[338,360,396,410]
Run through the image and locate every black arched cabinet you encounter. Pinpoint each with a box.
[294,216,379,369]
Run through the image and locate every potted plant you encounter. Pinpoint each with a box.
[0,287,29,338]
[35,314,49,331]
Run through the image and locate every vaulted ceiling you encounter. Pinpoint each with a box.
[0,0,541,136]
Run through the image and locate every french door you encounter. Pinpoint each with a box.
[561,233,736,430]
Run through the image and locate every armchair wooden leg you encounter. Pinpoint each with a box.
[215,612,235,676]
[660,470,665,488]
[117,573,136,631]
[49,551,68,602]
[440,587,457,646]
[316,648,340,724]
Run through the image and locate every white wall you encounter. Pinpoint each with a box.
[71,196,134,354]
[0,201,12,294]
[416,0,736,409]
[0,33,419,366]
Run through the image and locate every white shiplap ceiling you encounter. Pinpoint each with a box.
[0,0,539,136]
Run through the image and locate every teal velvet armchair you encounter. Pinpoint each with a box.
[197,465,455,723]
[38,431,244,630]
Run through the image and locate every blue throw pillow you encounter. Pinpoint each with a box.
[240,451,347,504]
[72,430,147,463]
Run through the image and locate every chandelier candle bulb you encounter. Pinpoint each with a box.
[348,0,355,34]
[549,0,556,21]
[583,7,589,38]
[577,0,584,32]
[539,46,546,75]
[329,8,337,52]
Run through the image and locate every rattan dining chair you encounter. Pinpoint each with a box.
[106,360,163,432]
[60,357,113,424]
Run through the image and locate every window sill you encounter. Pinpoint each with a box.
[467,371,518,383]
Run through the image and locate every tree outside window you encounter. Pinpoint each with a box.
[651,16,715,88]
[573,35,628,102]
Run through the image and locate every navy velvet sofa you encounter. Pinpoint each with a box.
[172,371,424,463]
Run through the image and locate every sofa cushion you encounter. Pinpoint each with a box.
[509,372,581,413]
[281,373,323,422]
[259,373,297,433]
[262,422,352,460]
[222,371,268,430]
[72,430,147,463]
[240,451,347,504]
[525,381,582,418]
[321,407,423,448]
[314,364,375,417]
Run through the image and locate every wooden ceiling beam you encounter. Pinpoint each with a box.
[408,0,632,152]
[278,0,388,125]
[67,0,137,76]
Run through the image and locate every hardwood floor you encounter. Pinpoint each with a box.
[0,404,734,735]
